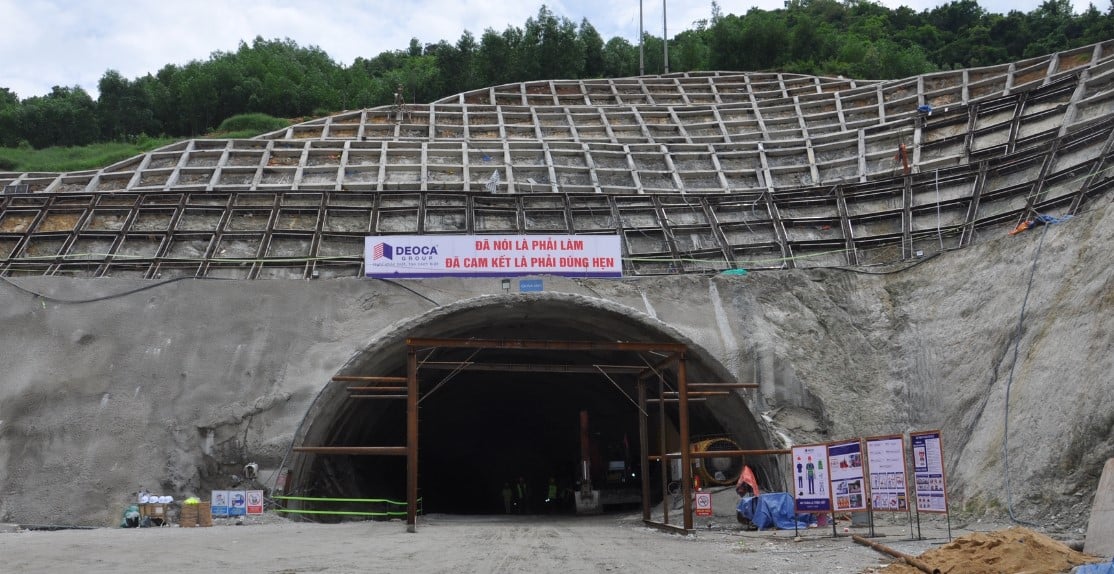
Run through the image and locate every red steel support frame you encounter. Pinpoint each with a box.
[406,347,419,532]
[678,353,693,531]
[638,379,650,522]
[307,337,712,533]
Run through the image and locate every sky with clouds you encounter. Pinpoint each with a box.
[0,0,1094,101]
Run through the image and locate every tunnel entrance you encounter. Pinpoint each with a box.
[285,296,776,527]
[419,371,645,515]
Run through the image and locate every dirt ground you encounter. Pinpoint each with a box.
[0,512,1014,574]
[878,526,1102,574]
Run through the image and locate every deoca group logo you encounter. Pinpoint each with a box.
[372,242,393,260]
[367,239,440,271]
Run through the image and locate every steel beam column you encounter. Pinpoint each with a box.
[638,379,650,522]
[678,353,693,531]
[406,347,419,532]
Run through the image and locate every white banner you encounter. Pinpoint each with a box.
[865,435,909,511]
[364,235,622,278]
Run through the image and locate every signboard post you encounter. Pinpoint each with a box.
[910,430,951,540]
[364,235,623,278]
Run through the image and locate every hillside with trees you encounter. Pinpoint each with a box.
[0,0,1110,151]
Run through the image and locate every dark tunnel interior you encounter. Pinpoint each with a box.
[308,361,739,516]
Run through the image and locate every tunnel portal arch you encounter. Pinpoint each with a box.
[286,293,777,521]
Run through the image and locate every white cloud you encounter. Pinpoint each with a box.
[0,0,1090,100]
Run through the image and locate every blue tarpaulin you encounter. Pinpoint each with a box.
[1075,562,1114,574]
[736,493,817,530]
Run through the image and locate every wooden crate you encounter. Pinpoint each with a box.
[139,503,167,526]
[180,504,199,527]
[198,501,213,527]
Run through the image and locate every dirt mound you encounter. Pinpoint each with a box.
[878,527,1102,574]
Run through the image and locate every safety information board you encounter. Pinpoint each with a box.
[828,440,868,512]
[865,435,909,511]
[911,430,948,513]
[695,491,712,517]
[792,443,831,512]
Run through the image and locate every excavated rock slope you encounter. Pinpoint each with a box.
[0,197,1109,530]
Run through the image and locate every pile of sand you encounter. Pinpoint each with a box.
[879,526,1103,574]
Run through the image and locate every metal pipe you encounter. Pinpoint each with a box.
[648,448,790,461]
[347,386,407,392]
[639,0,644,76]
[852,534,940,574]
[349,395,407,400]
[333,375,407,383]
[663,391,729,397]
[663,0,669,74]
[688,383,759,389]
[293,446,407,456]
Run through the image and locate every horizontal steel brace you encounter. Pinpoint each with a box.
[293,446,408,456]
[407,337,687,353]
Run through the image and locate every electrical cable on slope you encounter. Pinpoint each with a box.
[1002,222,1052,528]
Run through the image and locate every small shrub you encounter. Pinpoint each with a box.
[215,113,291,135]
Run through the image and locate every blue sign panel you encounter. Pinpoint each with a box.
[519,279,544,292]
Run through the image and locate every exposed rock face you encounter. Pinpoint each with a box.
[0,198,1109,529]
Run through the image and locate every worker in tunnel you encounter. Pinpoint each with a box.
[545,477,559,513]
[502,482,513,514]
[514,476,530,514]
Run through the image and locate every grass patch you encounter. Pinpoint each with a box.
[0,114,292,173]
[0,137,177,173]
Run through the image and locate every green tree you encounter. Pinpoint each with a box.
[18,86,98,148]
[97,70,159,141]
[578,20,606,77]
[601,37,638,77]
[0,88,20,147]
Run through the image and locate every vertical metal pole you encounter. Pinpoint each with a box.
[580,410,591,487]
[678,353,692,531]
[639,0,645,76]
[658,372,669,526]
[638,379,650,522]
[406,347,419,532]
[663,0,669,74]
[864,438,876,538]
